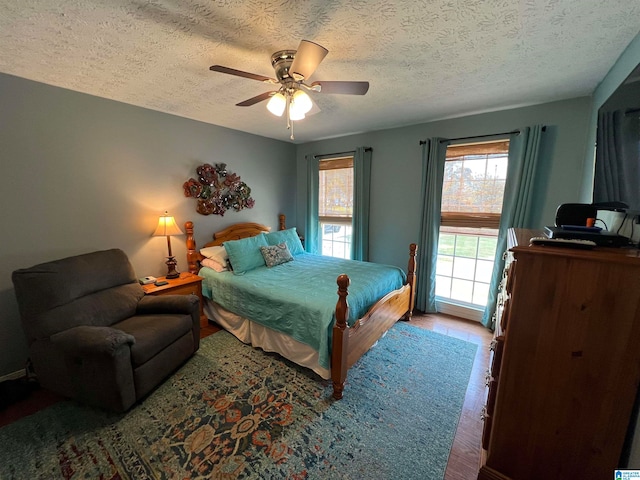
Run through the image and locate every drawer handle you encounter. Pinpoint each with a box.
[480,405,487,421]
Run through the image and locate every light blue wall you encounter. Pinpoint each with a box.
[0,73,296,377]
[296,97,592,270]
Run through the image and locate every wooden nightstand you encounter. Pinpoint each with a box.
[142,272,208,328]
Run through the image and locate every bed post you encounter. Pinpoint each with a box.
[278,214,286,231]
[405,243,418,320]
[332,274,350,400]
[185,221,199,274]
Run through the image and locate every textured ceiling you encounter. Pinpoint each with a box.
[1,1,639,144]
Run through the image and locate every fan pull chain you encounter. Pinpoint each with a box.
[286,95,294,140]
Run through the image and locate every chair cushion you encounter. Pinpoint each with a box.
[27,284,143,342]
[13,249,139,317]
[12,249,144,342]
[113,314,193,367]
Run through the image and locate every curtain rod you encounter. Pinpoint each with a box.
[418,126,546,145]
[313,147,372,160]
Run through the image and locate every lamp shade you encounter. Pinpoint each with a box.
[266,92,286,117]
[153,212,183,237]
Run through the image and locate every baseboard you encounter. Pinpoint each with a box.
[0,370,25,383]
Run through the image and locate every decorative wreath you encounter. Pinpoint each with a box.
[183,163,255,216]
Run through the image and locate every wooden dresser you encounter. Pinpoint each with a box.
[479,228,640,480]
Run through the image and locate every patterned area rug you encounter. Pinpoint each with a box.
[0,322,477,480]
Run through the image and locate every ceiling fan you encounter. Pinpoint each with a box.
[210,40,369,139]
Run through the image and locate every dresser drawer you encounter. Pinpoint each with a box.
[485,379,499,417]
[481,408,493,451]
[500,298,511,333]
[489,335,505,378]
[505,259,516,295]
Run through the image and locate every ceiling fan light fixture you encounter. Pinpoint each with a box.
[291,89,313,115]
[288,106,306,121]
[266,92,286,116]
[209,39,369,140]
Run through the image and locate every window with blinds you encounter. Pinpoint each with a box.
[319,156,354,259]
[441,140,509,229]
[436,140,509,319]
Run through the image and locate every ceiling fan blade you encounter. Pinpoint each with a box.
[311,81,370,95]
[210,65,275,83]
[290,40,328,81]
[236,91,275,107]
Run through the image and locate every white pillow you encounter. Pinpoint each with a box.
[201,257,227,272]
[200,245,228,265]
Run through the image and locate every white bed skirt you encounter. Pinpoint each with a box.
[203,300,331,380]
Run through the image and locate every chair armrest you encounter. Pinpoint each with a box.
[136,294,199,316]
[50,326,135,356]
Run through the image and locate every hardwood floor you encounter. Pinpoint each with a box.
[0,313,491,479]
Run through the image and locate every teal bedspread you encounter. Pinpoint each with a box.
[200,253,406,369]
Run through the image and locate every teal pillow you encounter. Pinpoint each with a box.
[265,227,304,255]
[223,234,268,274]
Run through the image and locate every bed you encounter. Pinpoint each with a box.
[185,215,417,399]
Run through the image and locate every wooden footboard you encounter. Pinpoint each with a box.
[331,243,418,399]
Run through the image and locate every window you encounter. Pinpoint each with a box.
[319,156,354,259]
[436,141,509,320]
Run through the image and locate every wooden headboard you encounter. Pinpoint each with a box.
[185,214,287,274]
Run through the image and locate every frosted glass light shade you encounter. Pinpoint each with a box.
[266,92,286,116]
[289,107,306,121]
[291,90,312,114]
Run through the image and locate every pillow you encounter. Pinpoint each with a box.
[223,234,268,274]
[200,245,228,266]
[260,243,293,268]
[201,257,227,272]
[264,227,304,255]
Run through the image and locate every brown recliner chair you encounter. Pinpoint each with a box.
[12,248,200,412]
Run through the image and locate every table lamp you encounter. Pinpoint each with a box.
[153,211,183,279]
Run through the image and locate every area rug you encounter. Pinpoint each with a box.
[0,322,477,480]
